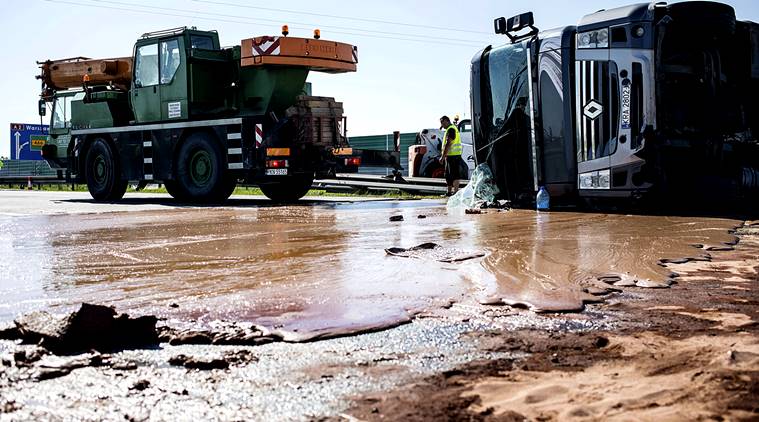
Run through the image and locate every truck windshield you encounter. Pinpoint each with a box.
[482,42,530,148]
[474,41,533,199]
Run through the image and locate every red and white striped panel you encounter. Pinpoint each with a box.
[251,36,281,57]
[255,124,263,147]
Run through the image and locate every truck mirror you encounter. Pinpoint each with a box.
[507,12,534,33]
[494,17,507,35]
[497,12,538,43]
[38,99,46,117]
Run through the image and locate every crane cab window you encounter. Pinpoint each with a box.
[135,40,181,87]
[135,43,159,87]
[52,96,73,129]
[190,35,215,50]
[160,39,180,84]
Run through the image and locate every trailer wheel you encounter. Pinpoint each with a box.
[175,133,233,203]
[259,173,314,202]
[84,138,127,201]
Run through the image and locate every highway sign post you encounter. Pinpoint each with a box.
[9,123,49,160]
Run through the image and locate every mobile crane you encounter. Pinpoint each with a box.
[37,26,399,202]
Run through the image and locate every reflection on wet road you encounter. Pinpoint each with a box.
[0,197,740,338]
[472,211,739,311]
[0,200,468,339]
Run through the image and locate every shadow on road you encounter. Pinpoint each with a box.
[58,196,443,210]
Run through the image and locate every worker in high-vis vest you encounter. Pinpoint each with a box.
[438,115,464,196]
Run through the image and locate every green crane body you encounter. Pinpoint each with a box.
[35,27,391,203]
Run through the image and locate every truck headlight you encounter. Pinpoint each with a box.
[577,28,609,49]
[579,169,611,189]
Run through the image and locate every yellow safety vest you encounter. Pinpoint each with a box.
[442,124,462,156]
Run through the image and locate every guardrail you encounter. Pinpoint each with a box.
[0,160,59,177]
[0,161,465,195]
[314,173,468,195]
[0,160,64,188]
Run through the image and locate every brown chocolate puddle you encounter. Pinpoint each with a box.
[466,211,740,312]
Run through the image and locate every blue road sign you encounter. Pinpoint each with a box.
[9,123,49,160]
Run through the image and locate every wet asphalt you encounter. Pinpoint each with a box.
[0,190,742,420]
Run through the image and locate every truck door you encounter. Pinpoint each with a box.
[48,94,74,167]
[536,36,576,195]
[158,38,186,121]
[575,48,617,190]
[131,43,161,123]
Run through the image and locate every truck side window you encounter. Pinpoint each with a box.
[160,39,181,84]
[52,96,73,129]
[135,43,159,87]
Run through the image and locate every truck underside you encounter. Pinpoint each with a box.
[56,95,356,203]
[649,3,759,202]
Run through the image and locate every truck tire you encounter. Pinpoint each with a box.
[218,177,238,201]
[84,138,127,201]
[259,173,314,202]
[175,132,234,203]
[666,2,736,37]
[423,164,444,179]
[163,180,187,202]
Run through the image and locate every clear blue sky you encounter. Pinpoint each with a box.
[2,0,758,157]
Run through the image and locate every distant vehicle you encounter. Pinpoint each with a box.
[471,1,759,206]
[37,27,399,203]
[408,119,475,179]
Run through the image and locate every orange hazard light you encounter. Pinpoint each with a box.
[266,148,290,157]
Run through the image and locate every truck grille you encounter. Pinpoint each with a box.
[575,60,616,163]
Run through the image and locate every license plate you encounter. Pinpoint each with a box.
[621,83,631,129]
[265,168,288,176]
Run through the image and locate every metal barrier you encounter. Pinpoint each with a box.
[0,160,62,187]
[0,160,58,178]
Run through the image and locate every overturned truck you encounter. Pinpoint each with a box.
[471,1,759,207]
[38,27,400,202]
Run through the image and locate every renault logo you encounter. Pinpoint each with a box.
[583,100,604,120]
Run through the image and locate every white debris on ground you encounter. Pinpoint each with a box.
[447,164,501,210]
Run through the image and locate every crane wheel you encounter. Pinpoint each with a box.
[259,173,314,202]
[85,138,127,201]
[163,180,187,202]
[175,132,233,203]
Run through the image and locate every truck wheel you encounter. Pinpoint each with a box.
[423,164,444,179]
[259,173,314,202]
[85,138,127,201]
[163,180,187,202]
[218,178,238,201]
[175,133,232,203]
